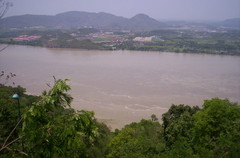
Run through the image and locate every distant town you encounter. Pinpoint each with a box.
[0,25,239,55]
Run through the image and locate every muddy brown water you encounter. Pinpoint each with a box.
[1,45,240,129]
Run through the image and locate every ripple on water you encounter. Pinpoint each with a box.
[125,104,168,111]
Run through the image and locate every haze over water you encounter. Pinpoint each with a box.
[1,45,240,129]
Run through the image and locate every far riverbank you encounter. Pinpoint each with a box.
[0,28,240,56]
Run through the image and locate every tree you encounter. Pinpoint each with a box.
[192,98,240,158]
[107,119,165,158]
[162,104,200,147]
[21,78,100,157]
[161,139,198,158]
[151,114,158,122]
[0,78,106,157]
[86,122,111,158]
[0,85,39,157]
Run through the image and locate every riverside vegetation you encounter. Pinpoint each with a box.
[0,28,240,55]
[0,79,240,158]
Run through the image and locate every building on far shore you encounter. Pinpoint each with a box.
[133,37,152,42]
[12,35,41,41]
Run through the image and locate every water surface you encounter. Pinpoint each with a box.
[1,45,240,129]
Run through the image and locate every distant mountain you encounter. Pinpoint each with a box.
[221,18,240,29]
[126,14,166,30]
[0,14,56,28]
[0,11,166,31]
[55,11,129,29]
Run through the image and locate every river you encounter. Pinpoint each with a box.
[1,45,240,129]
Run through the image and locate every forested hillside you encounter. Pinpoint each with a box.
[0,11,166,31]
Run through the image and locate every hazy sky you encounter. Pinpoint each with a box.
[6,0,240,21]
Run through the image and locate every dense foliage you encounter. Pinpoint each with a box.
[0,85,39,157]
[0,79,110,157]
[107,119,165,158]
[108,100,240,158]
[0,79,239,157]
